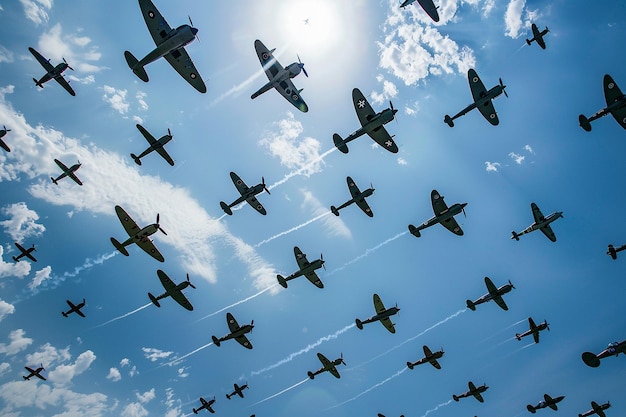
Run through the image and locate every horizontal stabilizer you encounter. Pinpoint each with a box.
[407,361,414,370]
[124,51,148,82]
[211,335,221,347]
[333,134,349,154]
[220,201,233,216]
[355,318,363,330]
[110,237,130,256]
[579,114,592,132]
[408,224,421,237]
[277,275,288,288]
[330,206,340,216]
[148,293,161,307]
[466,300,476,311]
[444,115,454,127]
[130,153,142,165]
[527,405,536,413]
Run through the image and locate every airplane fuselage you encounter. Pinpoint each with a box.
[417,202,467,231]
[520,211,563,235]
[516,321,548,340]
[454,385,488,401]
[218,323,254,343]
[528,396,565,413]
[119,223,159,248]
[361,306,400,325]
[473,283,514,305]
[409,350,443,368]
[136,25,197,68]
[345,107,397,142]
[153,134,173,149]
[36,62,70,86]
[287,258,324,280]
[309,358,343,379]
[579,402,611,417]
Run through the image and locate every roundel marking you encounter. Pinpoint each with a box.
[190,73,197,79]
[262,52,269,60]
[608,82,615,89]
[229,318,235,324]
[433,194,440,199]
[236,180,242,185]
[473,76,479,83]
[292,94,299,100]
[623,117,626,123]
[148,10,155,18]
[490,113,496,119]
[257,204,263,209]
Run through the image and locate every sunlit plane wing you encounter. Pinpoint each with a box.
[528,317,539,343]
[418,0,440,22]
[155,146,175,166]
[431,190,464,235]
[346,176,373,217]
[163,48,206,94]
[158,269,192,310]
[235,334,253,349]
[468,69,498,125]
[441,217,463,235]
[226,312,241,332]
[531,202,545,223]
[28,47,54,72]
[139,0,172,45]
[68,171,83,186]
[380,317,396,334]
[373,293,386,314]
[230,172,249,195]
[352,88,398,152]
[54,75,76,96]
[246,195,266,215]
[294,246,309,269]
[603,74,626,129]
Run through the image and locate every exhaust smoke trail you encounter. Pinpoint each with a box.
[419,399,453,417]
[267,147,337,190]
[163,341,214,367]
[328,230,408,275]
[93,302,152,328]
[254,211,331,247]
[250,378,309,406]
[195,284,278,322]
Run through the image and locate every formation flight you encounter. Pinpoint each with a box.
[467,276,515,311]
[220,172,270,216]
[408,190,467,237]
[192,396,215,414]
[277,246,325,289]
[579,401,611,417]
[124,0,206,93]
[307,352,346,379]
[251,39,308,112]
[453,381,489,403]
[110,205,166,262]
[516,317,549,343]
[526,23,550,49]
[226,382,249,400]
[331,176,375,217]
[28,47,75,96]
[579,74,626,132]
[511,202,563,242]
[582,340,626,367]
[23,364,46,381]
[355,293,400,333]
[444,69,507,127]
[0,126,11,152]
[407,345,444,370]
[132,124,175,166]
[527,394,565,413]
[607,243,626,260]
[51,159,82,186]
[12,242,37,262]
[212,312,254,349]
[148,270,195,310]
[400,0,440,22]
[62,299,86,318]
[333,88,398,154]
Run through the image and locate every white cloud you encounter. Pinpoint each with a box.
[37,23,105,73]
[177,367,189,378]
[370,77,399,105]
[107,367,121,382]
[509,152,525,164]
[20,0,52,25]
[136,388,155,404]
[129,365,138,377]
[0,202,46,242]
[121,402,148,417]
[136,91,148,111]
[302,189,351,240]
[120,358,130,367]
[0,299,15,322]
[397,157,408,166]
[485,161,501,172]
[102,85,129,114]
[0,329,33,355]
[25,342,71,368]
[28,265,51,290]
[504,0,526,38]
[48,350,96,385]
[0,362,10,376]
[404,100,420,116]
[142,347,173,362]
[524,144,534,154]
[0,45,13,63]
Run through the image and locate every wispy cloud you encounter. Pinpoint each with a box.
[20,0,52,25]
[485,161,501,172]
[509,152,525,164]
[329,230,407,275]
[0,202,46,242]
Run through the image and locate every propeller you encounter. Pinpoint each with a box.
[509,279,515,289]
[545,321,550,331]
[2,125,9,132]
[462,206,467,218]
[297,55,308,77]
[156,213,167,235]
[339,352,346,366]
[63,57,74,71]
[262,177,271,195]
[188,16,200,43]
[167,128,172,138]
[499,78,508,98]
[320,253,326,270]
[186,274,196,289]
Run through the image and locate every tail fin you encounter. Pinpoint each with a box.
[220,201,233,216]
[466,300,476,311]
[130,153,142,166]
[407,361,414,370]
[333,134,349,154]
[515,333,521,340]
[212,335,221,347]
[608,244,617,260]
[148,293,161,307]
[110,237,130,256]
[277,275,288,288]
[124,51,149,82]
[408,224,421,237]
[511,231,520,241]
[526,38,532,46]
[62,311,68,317]
[330,206,339,216]
[51,177,58,185]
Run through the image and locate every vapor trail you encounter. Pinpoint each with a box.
[163,341,213,367]
[250,378,309,406]
[210,68,265,107]
[325,366,408,410]
[267,147,337,190]
[474,318,527,346]
[328,230,408,275]
[250,323,355,376]
[419,399,453,417]
[93,303,152,328]
[195,284,278,322]
[254,211,331,247]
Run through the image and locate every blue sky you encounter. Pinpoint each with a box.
[0,0,625,416]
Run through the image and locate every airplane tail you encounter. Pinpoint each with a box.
[32,78,44,88]
[453,394,459,402]
[511,231,520,241]
[515,333,521,340]
[330,206,340,216]
[355,318,363,330]
[211,335,221,347]
[466,300,476,311]
[124,51,149,82]
[148,292,161,308]
[220,201,233,216]
[333,134,349,154]
[277,275,288,289]
[62,311,68,318]
[51,177,58,185]
[226,393,232,400]
[193,409,199,414]
[307,371,315,380]
[407,361,414,370]
[608,244,617,260]
[527,405,536,413]
[526,38,532,46]
[444,114,454,127]
[130,153,142,166]
[12,256,18,262]
[408,224,421,238]
[23,376,29,380]
[110,237,130,256]
[578,114,592,132]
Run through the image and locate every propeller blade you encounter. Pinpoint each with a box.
[187,274,196,289]
[168,128,172,137]
[188,15,194,27]
[262,177,271,195]
[499,78,508,97]
[63,58,74,71]
[463,207,466,218]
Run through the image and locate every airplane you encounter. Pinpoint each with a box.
[220,172,270,216]
[131,124,175,166]
[212,312,254,349]
[51,159,82,186]
[526,23,549,49]
[124,0,206,93]
[579,401,611,417]
[579,74,626,131]
[277,246,325,289]
[332,88,398,154]
[444,68,507,127]
[607,243,626,260]
[12,242,37,262]
[408,190,467,237]
[378,414,405,417]
[467,276,515,311]
[251,39,309,112]
[110,205,166,262]
[527,394,566,413]
[582,340,626,368]
[62,299,86,318]
[226,382,249,400]
[355,293,400,333]
[148,270,195,310]
[0,125,11,152]
[23,364,46,381]
[28,47,75,96]
[407,345,444,370]
[516,317,549,343]
[192,396,215,414]
[399,0,440,22]
[331,176,375,217]
[511,202,563,242]
[453,381,489,403]
[307,352,346,379]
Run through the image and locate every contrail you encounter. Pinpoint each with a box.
[195,284,278,322]
[474,318,527,346]
[92,303,152,328]
[328,230,408,275]
[267,147,337,190]
[250,378,309,406]
[162,341,213,367]
[250,323,355,376]
[210,68,265,107]
[419,399,452,417]
[254,211,331,247]
[325,366,408,410]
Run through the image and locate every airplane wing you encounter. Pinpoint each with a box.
[539,224,557,242]
[317,353,340,378]
[230,172,249,195]
[592,402,606,417]
[68,172,83,186]
[380,317,396,334]
[226,312,241,332]
[294,246,309,269]
[418,0,440,22]
[254,40,308,112]
[157,269,193,310]
[355,198,373,217]
[304,271,324,288]
[24,366,35,374]
[54,158,69,172]
[135,235,164,262]
[138,0,172,45]
[429,358,441,369]
[468,69,499,125]
[136,124,158,146]
[352,88,398,153]
[155,146,175,166]
[373,293,387,314]
[431,190,464,235]
[347,177,373,217]
[28,47,54,72]
[163,48,207,94]
[492,295,508,310]
[528,317,539,343]
[53,75,76,96]
[603,74,626,129]
[531,24,547,49]
[531,202,545,222]
[245,195,267,215]
[75,309,86,318]
[484,276,497,293]
[235,334,253,349]
[114,205,164,262]
[473,392,484,402]
[485,277,508,310]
